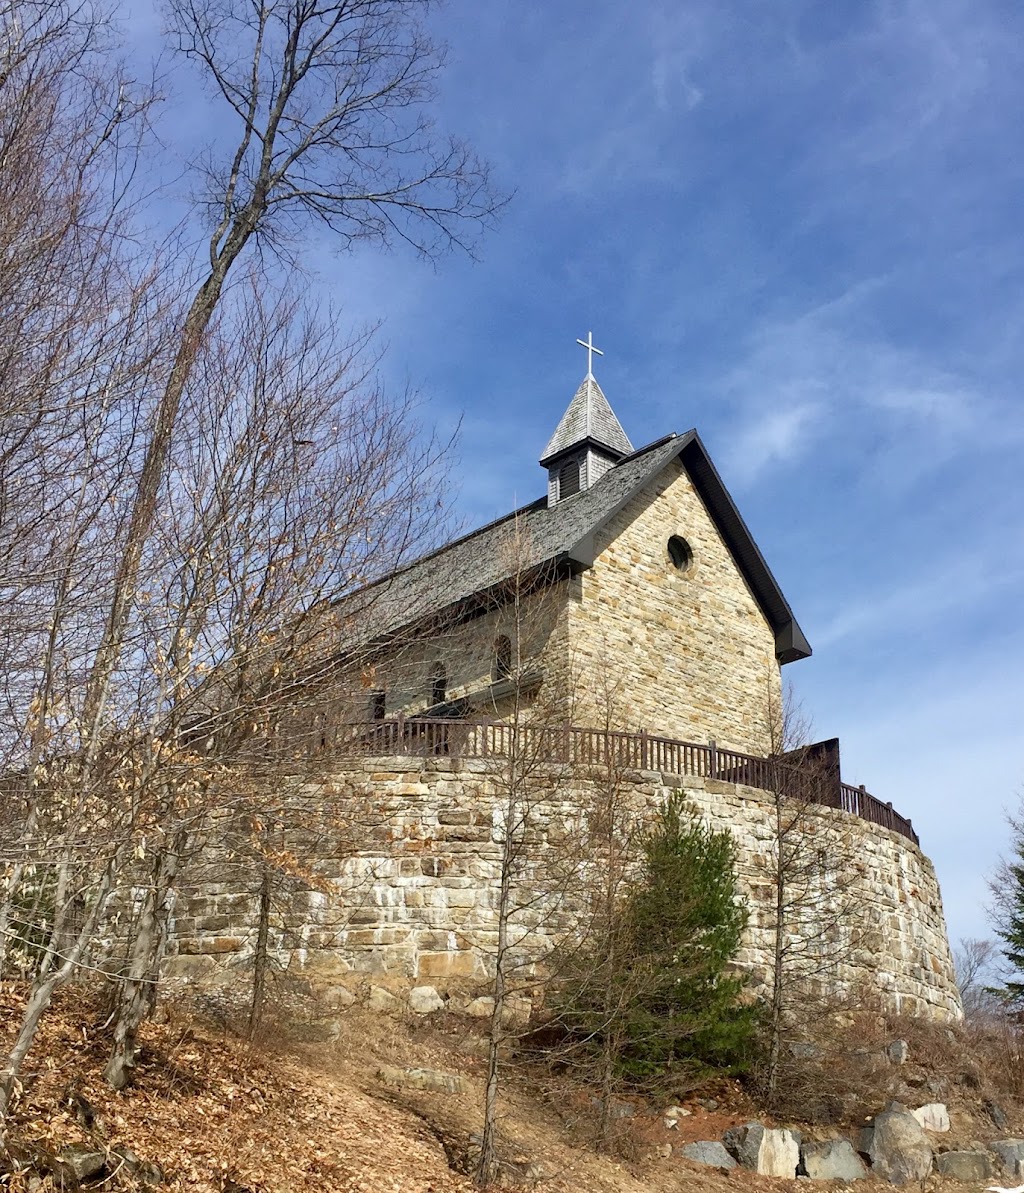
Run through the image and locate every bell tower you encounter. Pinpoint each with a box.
[540,332,633,505]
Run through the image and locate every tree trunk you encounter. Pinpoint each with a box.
[247,862,272,1040]
[0,852,122,1137]
[104,829,184,1090]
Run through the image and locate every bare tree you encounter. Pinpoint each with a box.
[471,524,584,1187]
[82,0,503,748]
[953,937,1002,1022]
[754,679,863,1115]
[101,275,454,1088]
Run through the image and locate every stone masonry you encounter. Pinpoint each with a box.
[166,755,962,1021]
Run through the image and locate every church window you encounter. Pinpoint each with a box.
[370,689,386,720]
[558,458,581,499]
[494,634,513,680]
[667,535,693,572]
[429,660,447,706]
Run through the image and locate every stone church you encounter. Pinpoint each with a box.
[174,349,962,1021]
[341,354,809,758]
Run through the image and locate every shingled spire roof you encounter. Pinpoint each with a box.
[539,373,634,465]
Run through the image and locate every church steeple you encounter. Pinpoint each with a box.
[541,333,633,505]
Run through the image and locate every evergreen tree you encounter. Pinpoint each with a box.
[560,792,755,1087]
[990,807,1024,1004]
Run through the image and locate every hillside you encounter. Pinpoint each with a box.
[0,983,1019,1192]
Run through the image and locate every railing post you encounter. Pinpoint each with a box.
[640,730,648,770]
[396,711,405,753]
[708,738,718,780]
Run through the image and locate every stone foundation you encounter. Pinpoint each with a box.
[166,756,961,1021]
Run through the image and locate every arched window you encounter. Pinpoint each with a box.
[429,660,447,706]
[558,458,580,499]
[494,634,513,680]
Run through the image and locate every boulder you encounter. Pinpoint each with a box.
[989,1139,1024,1177]
[681,1141,737,1169]
[723,1122,800,1177]
[723,1122,764,1169]
[366,985,400,1014]
[464,996,494,1018]
[800,1139,868,1181]
[984,1099,1010,1131]
[59,1144,107,1181]
[864,1107,933,1185]
[408,985,445,1014]
[935,1151,992,1182]
[376,1066,467,1094]
[886,1040,909,1065]
[911,1102,949,1133]
[323,985,356,1011]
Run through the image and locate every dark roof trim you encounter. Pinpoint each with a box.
[565,431,811,664]
[539,435,631,468]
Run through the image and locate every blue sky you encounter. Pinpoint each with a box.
[128,0,1023,951]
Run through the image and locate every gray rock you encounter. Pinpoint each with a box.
[800,1139,868,1181]
[865,1108,933,1185]
[408,985,445,1014]
[935,1151,992,1182]
[985,1099,1010,1131]
[590,1096,635,1120]
[911,1103,949,1133]
[989,1139,1024,1177]
[723,1121,765,1169]
[59,1144,107,1181]
[681,1141,737,1169]
[886,1040,909,1065]
[376,1065,467,1094]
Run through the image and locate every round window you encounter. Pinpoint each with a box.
[667,535,693,571]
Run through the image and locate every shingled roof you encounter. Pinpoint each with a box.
[539,374,634,464]
[353,432,811,665]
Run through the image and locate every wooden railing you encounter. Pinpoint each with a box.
[260,714,918,847]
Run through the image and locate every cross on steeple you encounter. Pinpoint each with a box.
[576,330,603,376]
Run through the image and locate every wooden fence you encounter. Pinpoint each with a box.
[279,714,918,847]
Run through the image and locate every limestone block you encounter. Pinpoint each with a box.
[723,1123,799,1177]
[415,950,482,980]
[911,1103,949,1132]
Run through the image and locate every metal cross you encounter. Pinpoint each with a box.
[576,330,604,375]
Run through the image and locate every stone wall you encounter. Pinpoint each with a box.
[166,756,962,1021]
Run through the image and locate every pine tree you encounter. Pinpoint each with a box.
[560,791,755,1088]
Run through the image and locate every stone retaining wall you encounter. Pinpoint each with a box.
[166,756,961,1020]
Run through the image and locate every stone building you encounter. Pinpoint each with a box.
[171,357,962,1021]
[337,364,809,756]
